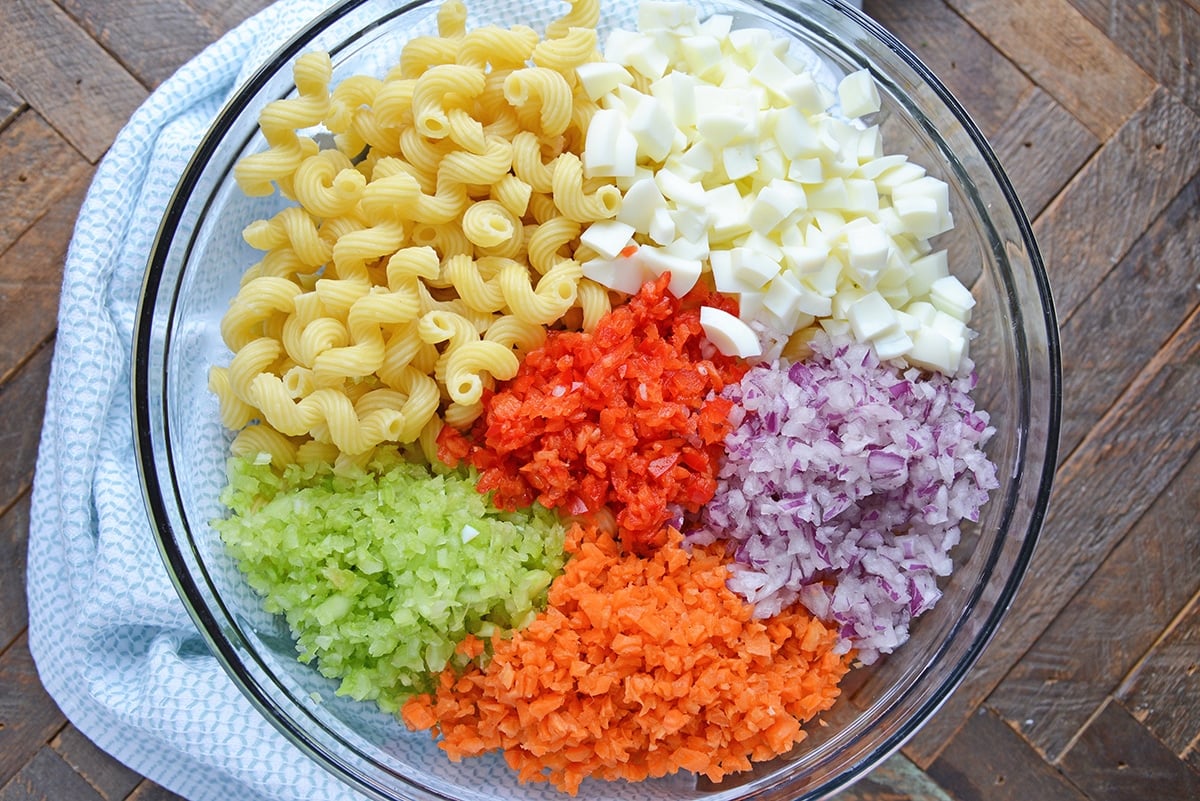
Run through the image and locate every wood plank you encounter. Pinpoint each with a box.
[990,88,1098,220]
[0,110,92,259]
[1055,168,1200,456]
[0,173,91,383]
[0,79,21,133]
[830,753,956,801]
[53,0,219,89]
[926,707,1091,801]
[0,341,53,517]
[50,725,141,801]
[0,492,31,653]
[122,781,186,801]
[1117,589,1200,758]
[0,748,104,801]
[1058,700,1200,800]
[0,0,147,163]
[181,0,274,33]
[943,0,1157,139]
[0,634,67,786]
[904,301,1200,768]
[1067,0,1200,118]
[863,0,1032,140]
[988,446,1200,761]
[1032,86,1200,325]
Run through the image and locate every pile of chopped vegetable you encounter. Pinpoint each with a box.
[441,275,746,553]
[401,525,851,794]
[214,449,567,709]
[694,332,997,662]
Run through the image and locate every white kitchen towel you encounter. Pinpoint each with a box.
[25,2,866,800]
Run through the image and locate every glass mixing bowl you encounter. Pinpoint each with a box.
[133,0,1060,798]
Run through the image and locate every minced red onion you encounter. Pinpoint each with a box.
[693,332,999,664]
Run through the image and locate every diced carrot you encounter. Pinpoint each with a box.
[401,525,852,795]
[454,634,484,659]
[674,747,711,774]
[577,592,610,629]
[529,694,565,720]
[400,694,437,731]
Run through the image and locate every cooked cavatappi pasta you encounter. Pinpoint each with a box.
[212,0,615,468]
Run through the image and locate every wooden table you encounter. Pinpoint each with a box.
[1,1,1197,799]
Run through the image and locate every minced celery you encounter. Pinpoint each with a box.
[214,448,567,712]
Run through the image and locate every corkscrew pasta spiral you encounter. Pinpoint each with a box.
[214,0,626,466]
[456,25,539,70]
[546,0,600,39]
[551,152,621,222]
[234,51,332,197]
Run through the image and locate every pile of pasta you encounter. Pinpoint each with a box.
[209,0,620,470]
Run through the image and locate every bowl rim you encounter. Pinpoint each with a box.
[132,0,1062,798]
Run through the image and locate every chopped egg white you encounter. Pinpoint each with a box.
[577,0,971,373]
[700,306,762,358]
[837,69,881,118]
[575,61,635,101]
[582,255,647,295]
[581,220,636,260]
[639,247,702,296]
[928,275,976,322]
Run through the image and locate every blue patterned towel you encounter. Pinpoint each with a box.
[25,2,863,800]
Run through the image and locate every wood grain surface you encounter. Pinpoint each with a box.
[1,1,1197,800]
